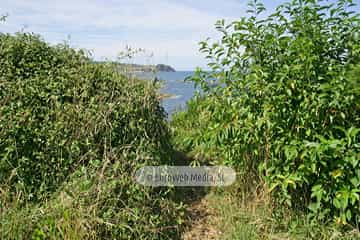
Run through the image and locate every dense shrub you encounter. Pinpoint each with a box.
[0,33,170,198]
[172,0,360,226]
[0,33,183,239]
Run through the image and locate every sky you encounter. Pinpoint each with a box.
[0,0,359,70]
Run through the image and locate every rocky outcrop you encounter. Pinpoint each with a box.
[155,64,176,72]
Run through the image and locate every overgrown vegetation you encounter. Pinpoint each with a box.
[0,33,184,239]
[1,0,360,239]
[172,0,360,236]
[206,186,360,240]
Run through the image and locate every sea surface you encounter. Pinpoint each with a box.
[137,71,196,117]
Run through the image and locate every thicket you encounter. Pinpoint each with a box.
[0,33,184,239]
[172,0,360,228]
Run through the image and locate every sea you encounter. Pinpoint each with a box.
[137,71,197,118]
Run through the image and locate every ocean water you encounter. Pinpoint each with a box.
[137,71,196,117]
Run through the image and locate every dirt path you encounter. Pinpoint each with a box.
[172,151,222,240]
[181,193,221,240]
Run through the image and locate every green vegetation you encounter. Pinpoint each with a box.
[172,0,360,238]
[0,33,184,239]
[0,14,7,22]
[1,0,360,239]
[205,187,360,240]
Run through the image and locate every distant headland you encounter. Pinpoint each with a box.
[95,61,176,72]
[155,64,176,72]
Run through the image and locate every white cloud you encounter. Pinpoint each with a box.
[1,0,244,69]
[2,0,225,31]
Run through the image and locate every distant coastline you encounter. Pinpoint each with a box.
[95,61,176,72]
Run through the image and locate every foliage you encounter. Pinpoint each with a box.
[208,187,360,240]
[0,13,7,22]
[0,32,184,239]
[172,0,360,227]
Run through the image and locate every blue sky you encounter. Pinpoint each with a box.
[0,0,359,70]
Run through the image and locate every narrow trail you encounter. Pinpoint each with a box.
[181,193,221,240]
[173,150,222,240]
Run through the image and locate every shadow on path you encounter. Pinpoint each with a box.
[170,150,220,240]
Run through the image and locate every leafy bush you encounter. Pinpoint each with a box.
[0,32,169,198]
[172,0,360,226]
[0,32,183,239]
